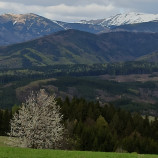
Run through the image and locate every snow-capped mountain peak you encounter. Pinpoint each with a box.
[80,12,158,27]
[101,12,158,26]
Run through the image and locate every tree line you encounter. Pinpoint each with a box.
[57,97,158,154]
[1,96,158,154]
[0,109,11,135]
[2,61,158,85]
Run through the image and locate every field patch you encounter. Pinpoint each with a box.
[100,73,158,83]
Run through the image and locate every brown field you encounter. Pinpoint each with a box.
[99,73,158,82]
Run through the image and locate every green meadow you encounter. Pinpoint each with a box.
[0,137,157,158]
[0,147,157,158]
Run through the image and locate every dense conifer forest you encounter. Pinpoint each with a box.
[1,62,158,114]
[1,97,158,154]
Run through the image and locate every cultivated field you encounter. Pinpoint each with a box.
[99,73,158,82]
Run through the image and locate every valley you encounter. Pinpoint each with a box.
[1,62,158,116]
[1,11,158,155]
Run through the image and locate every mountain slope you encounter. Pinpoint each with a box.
[54,21,109,34]
[136,51,158,62]
[0,13,64,46]
[1,30,158,68]
[0,13,108,46]
[0,30,105,68]
[111,21,158,33]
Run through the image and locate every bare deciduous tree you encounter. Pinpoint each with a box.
[8,89,64,149]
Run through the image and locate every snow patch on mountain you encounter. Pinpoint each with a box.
[52,20,67,30]
[13,21,17,25]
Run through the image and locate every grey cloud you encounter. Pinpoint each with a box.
[0,0,110,6]
[1,0,157,7]
[0,1,118,21]
[111,0,158,13]
[0,0,158,22]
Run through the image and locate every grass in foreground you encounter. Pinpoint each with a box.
[0,147,157,158]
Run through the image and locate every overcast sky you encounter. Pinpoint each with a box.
[0,0,157,22]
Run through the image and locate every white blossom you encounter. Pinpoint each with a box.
[8,89,64,149]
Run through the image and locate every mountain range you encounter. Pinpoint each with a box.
[0,12,158,68]
[1,30,158,69]
[1,12,158,46]
[0,13,108,46]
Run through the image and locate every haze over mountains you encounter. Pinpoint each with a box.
[1,12,158,46]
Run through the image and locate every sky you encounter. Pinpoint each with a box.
[0,0,157,22]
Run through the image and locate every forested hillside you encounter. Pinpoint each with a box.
[1,98,158,154]
[1,62,158,116]
[1,30,158,68]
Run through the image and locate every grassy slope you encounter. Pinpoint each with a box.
[136,51,158,62]
[0,147,157,158]
[0,137,156,158]
[0,136,8,147]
